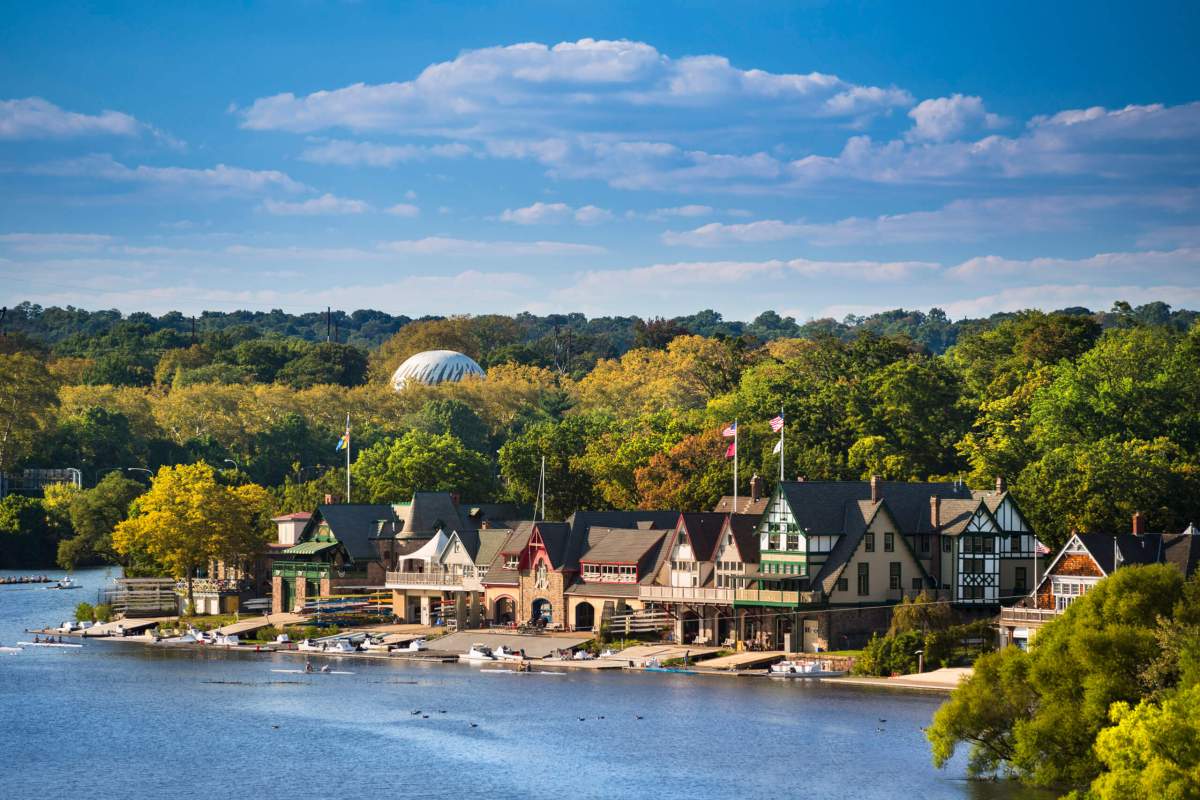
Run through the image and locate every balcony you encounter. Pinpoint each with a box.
[734,587,822,606]
[640,585,734,605]
[998,606,1059,626]
[385,571,467,591]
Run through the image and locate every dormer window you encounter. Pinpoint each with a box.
[505,555,519,569]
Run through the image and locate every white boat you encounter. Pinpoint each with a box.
[323,639,357,654]
[768,660,846,678]
[394,637,427,653]
[275,633,291,644]
[458,643,497,662]
[270,668,355,676]
[494,645,524,661]
[362,636,392,652]
[297,638,323,652]
[214,633,240,646]
[170,632,198,644]
[58,621,78,634]
[49,577,80,590]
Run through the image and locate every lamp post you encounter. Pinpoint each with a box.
[126,467,153,477]
[223,459,239,471]
[65,468,82,489]
[914,648,925,674]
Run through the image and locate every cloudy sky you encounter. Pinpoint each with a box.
[2,1,1198,321]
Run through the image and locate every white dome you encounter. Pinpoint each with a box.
[391,350,485,389]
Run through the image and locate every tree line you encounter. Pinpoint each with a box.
[1,301,1198,572]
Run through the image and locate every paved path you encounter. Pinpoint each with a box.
[80,617,175,637]
[608,644,721,666]
[429,630,594,659]
[823,667,972,693]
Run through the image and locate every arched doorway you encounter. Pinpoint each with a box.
[494,596,515,624]
[574,602,595,631]
[532,598,553,625]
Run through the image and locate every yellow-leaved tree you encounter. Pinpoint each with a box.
[113,463,272,612]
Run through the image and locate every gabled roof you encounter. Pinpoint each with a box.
[481,523,534,585]
[529,521,571,568]
[578,527,668,568]
[677,513,728,562]
[562,510,679,570]
[725,514,761,563]
[281,540,339,557]
[310,504,400,561]
[395,492,468,538]
[811,501,934,594]
[272,512,312,522]
[936,499,998,536]
[474,528,510,569]
[778,480,977,535]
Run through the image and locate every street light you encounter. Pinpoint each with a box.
[126,467,153,477]
[223,459,239,471]
[65,468,82,489]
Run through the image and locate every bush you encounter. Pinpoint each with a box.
[93,603,113,623]
[853,630,923,676]
[74,602,94,622]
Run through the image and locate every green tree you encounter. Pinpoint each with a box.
[928,565,1187,787]
[499,415,609,518]
[56,471,144,569]
[352,430,494,504]
[276,342,369,388]
[1087,684,1200,799]
[410,398,491,453]
[0,352,59,473]
[0,495,61,567]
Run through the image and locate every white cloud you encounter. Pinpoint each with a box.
[947,246,1200,283]
[499,201,613,224]
[385,203,420,218]
[262,193,369,215]
[378,236,605,256]
[0,97,141,139]
[906,94,1003,142]
[0,232,116,253]
[639,204,714,219]
[242,38,910,135]
[299,138,473,166]
[27,154,307,194]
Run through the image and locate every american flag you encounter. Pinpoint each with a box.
[769,414,785,433]
[1035,540,1051,556]
[721,422,737,438]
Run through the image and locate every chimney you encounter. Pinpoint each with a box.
[870,475,881,504]
[1132,511,1145,536]
[930,496,941,529]
[995,476,1007,494]
[795,475,805,482]
[450,492,461,507]
[324,493,334,505]
[750,473,764,502]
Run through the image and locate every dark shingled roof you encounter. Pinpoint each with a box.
[311,504,401,562]
[726,514,761,563]
[678,513,728,562]
[482,523,534,584]
[562,511,679,570]
[1075,531,1200,576]
[778,480,980,534]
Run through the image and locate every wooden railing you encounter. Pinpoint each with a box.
[734,587,822,605]
[384,571,465,588]
[998,606,1059,624]
[640,585,734,604]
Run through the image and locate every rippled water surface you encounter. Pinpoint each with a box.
[0,569,1042,800]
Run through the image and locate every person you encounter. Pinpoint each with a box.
[304,661,313,673]
[320,664,330,673]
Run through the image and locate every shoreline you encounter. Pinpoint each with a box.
[27,625,966,690]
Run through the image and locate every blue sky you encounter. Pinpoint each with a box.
[2,0,1198,321]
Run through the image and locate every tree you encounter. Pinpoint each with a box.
[927,565,1187,787]
[634,428,737,512]
[0,352,59,473]
[112,463,272,610]
[0,494,62,567]
[410,398,491,453]
[56,472,144,569]
[351,430,495,504]
[499,415,608,518]
[888,590,953,635]
[275,342,369,388]
[1087,684,1200,799]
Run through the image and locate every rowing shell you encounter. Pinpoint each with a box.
[0,646,21,654]
[270,668,355,675]
[480,669,567,676]
[18,641,83,648]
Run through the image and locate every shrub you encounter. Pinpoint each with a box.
[93,603,113,623]
[74,602,94,622]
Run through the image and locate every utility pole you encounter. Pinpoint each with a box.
[190,316,196,344]
[326,306,331,343]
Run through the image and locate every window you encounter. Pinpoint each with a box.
[857,563,869,596]
[837,577,848,592]
[1014,567,1027,593]
[504,555,519,569]
[884,533,894,552]
[889,562,901,590]
[963,558,986,575]
[962,586,984,600]
[911,577,923,591]
[786,533,801,551]
[920,535,930,554]
[942,537,952,553]
[865,534,875,553]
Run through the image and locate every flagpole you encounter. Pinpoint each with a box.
[733,418,738,513]
[345,413,351,504]
[779,404,785,483]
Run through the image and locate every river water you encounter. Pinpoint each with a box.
[0,568,1042,800]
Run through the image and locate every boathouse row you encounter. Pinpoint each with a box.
[258,478,1043,649]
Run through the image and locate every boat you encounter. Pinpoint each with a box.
[323,639,357,654]
[170,632,198,644]
[394,637,427,653]
[458,643,497,662]
[18,641,83,648]
[214,633,240,646]
[270,668,355,675]
[767,660,846,678]
[0,644,22,654]
[297,638,324,652]
[48,576,80,590]
[494,645,524,661]
[362,636,392,653]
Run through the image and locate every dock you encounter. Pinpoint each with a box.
[697,650,786,670]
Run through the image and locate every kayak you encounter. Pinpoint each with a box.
[270,668,355,675]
